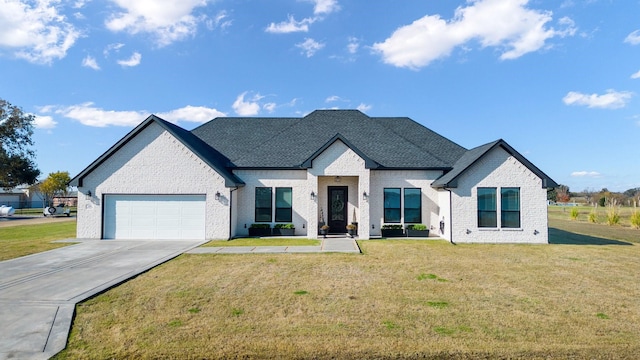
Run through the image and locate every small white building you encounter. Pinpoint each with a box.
[70,110,556,243]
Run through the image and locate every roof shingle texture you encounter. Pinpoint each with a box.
[191,110,467,169]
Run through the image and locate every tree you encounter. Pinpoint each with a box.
[39,171,71,207]
[0,98,40,189]
[582,188,596,206]
[556,184,571,204]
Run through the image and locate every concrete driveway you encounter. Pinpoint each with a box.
[0,239,205,360]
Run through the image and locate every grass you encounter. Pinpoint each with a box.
[202,237,321,247]
[55,220,640,359]
[549,205,638,227]
[0,221,76,261]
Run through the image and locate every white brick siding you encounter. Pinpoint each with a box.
[449,147,548,243]
[369,170,443,236]
[76,123,230,239]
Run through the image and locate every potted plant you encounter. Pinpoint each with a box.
[346,223,357,237]
[381,224,404,238]
[273,223,295,236]
[319,224,330,238]
[248,223,271,237]
[406,224,429,237]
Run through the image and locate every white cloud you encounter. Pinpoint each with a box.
[312,0,340,15]
[296,38,324,57]
[103,42,125,57]
[624,30,640,45]
[325,95,342,103]
[156,105,225,123]
[372,0,576,69]
[117,52,141,67]
[265,15,314,34]
[206,10,232,31]
[105,0,208,46]
[347,37,359,54]
[73,0,90,8]
[232,92,262,116]
[571,171,601,178]
[263,103,276,113]
[631,70,640,79]
[81,55,100,70]
[33,115,57,129]
[563,90,633,109]
[0,0,81,64]
[55,102,147,127]
[356,103,372,113]
[52,102,224,127]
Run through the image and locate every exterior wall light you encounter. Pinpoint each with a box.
[215,191,221,200]
[362,191,368,200]
[86,190,92,199]
[335,176,341,182]
[310,191,316,200]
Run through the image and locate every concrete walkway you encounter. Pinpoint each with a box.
[187,236,361,254]
[0,239,205,360]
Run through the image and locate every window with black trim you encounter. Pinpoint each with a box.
[255,187,272,222]
[404,188,421,223]
[501,187,520,228]
[384,188,401,223]
[477,187,497,227]
[275,187,293,222]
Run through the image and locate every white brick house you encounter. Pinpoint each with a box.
[70,110,556,243]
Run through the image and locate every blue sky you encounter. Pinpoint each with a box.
[1,0,638,192]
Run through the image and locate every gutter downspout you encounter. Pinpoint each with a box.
[228,187,238,240]
[446,188,455,245]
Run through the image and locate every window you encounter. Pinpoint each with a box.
[275,187,292,222]
[404,188,422,223]
[501,188,520,228]
[477,188,497,227]
[255,187,272,222]
[384,188,401,223]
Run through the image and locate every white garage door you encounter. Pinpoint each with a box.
[103,195,206,240]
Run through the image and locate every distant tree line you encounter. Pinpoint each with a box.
[548,185,640,207]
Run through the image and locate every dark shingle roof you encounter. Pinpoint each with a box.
[431,139,557,189]
[191,110,467,169]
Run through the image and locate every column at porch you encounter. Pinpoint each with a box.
[358,170,370,239]
[308,173,319,238]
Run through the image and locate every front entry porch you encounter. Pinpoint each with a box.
[313,175,370,239]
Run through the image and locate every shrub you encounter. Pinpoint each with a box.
[346,224,357,230]
[631,211,640,229]
[274,223,295,229]
[249,223,270,229]
[381,224,403,230]
[570,207,579,220]
[606,206,620,226]
[588,209,598,223]
[407,224,427,231]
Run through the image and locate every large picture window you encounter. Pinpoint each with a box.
[501,188,520,228]
[477,188,497,228]
[255,187,272,222]
[275,187,293,222]
[404,188,422,223]
[384,188,401,223]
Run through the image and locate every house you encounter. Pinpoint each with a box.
[70,110,556,243]
[0,186,45,209]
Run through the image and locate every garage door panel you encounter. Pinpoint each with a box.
[103,195,206,240]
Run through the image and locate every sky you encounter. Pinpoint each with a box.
[1,0,639,193]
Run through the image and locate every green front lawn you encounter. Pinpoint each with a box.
[55,217,640,359]
[0,221,77,261]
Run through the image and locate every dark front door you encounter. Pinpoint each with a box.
[328,186,348,233]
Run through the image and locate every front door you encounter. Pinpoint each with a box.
[328,186,348,233]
